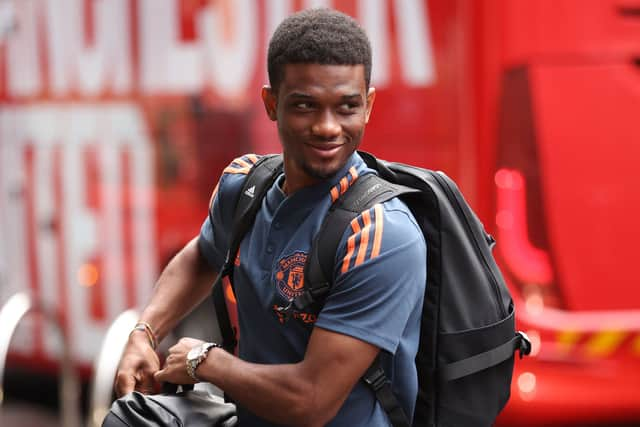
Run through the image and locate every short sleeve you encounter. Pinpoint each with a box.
[314,199,427,354]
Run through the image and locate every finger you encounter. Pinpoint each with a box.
[115,371,137,398]
[134,370,157,395]
[167,342,181,354]
[136,379,156,394]
[153,369,165,383]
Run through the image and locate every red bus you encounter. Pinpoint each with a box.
[1,1,638,425]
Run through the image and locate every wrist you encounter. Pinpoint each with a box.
[198,345,227,387]
[186,342,221,382]
[129,321,158,350]
[129,328,151,346]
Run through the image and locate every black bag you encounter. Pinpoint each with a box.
[103,388,237,427]
[210,151,531,427]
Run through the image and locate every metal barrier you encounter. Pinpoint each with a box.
[0,292,82,427]
[88,309,139,427]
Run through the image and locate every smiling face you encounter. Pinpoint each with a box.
[262,63,376,194]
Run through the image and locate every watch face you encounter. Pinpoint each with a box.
[187,344,203,360]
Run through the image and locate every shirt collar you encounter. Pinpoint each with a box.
[278,152,371,204]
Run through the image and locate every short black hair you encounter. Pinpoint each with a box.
[267,8,372,90]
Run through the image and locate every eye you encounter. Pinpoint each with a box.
[294,102,313,110]
[338,103,360,113]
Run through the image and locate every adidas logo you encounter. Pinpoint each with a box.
[244,185,256,198]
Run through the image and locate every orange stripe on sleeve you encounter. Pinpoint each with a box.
[341,217,362,272]
[351,217,362,234]
[233,157,252,169]
[342,234,357,273]
[355,210,372,267]
[223,166,251,175]
[246,154,259,164]
[371,204,384,258]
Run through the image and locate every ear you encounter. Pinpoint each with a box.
[364,87,376,124]
[261,85,278,121]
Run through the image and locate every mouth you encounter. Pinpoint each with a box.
[306,140,346,149]
[305,139,350,150]
[304,142,346,158]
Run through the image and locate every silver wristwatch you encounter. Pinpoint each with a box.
[186,342,219,382]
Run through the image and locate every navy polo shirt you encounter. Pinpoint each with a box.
[199,152,426,426]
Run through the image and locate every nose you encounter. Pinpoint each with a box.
[311,110,341,140]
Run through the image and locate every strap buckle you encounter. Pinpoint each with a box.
[292,283,331,311]
[516,331,532,358]
[363,366,387,392]
[221,253,234,277]
[275,300,294,323]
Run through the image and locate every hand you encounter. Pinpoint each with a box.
[114,331,161,397]
[154,337,205,385]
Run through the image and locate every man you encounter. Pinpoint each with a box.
[114,8,426,426]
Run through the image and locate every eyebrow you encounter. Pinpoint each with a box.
[340,94,363,101]
[286,92,363,101]
[287,92,314,99]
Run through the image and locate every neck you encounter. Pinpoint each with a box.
[281,177,318,195]
[281,179,290,195]
[280,167,322,196]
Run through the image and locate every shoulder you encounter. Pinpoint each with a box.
[221,154,262,176]
[208,154,263,210]
[199,154,264,266]
[319,194,426,354]
[377,197,424,249]
[337,196,425,276]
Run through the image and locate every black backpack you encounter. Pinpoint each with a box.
[208,151,531,427]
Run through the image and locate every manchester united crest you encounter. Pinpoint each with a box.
[275,251,307,300]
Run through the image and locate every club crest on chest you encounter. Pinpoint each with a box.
[274,251,307,300]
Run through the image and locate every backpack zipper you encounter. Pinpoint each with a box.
[429,171,507,319]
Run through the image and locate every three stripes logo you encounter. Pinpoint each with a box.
[341,204,385,273]
[223,154,260,175]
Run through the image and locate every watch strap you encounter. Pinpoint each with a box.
[186,342,219,382]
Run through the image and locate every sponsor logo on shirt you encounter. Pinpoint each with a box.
[272,305,317,325]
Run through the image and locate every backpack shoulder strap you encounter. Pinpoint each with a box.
[293,172,417,311]
[293,171,417,427]
[225,154,283,274]
[212,154,283,352]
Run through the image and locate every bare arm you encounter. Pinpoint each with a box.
[155,326,380,427]
[137,236,218,340]
[115,236,218,396]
